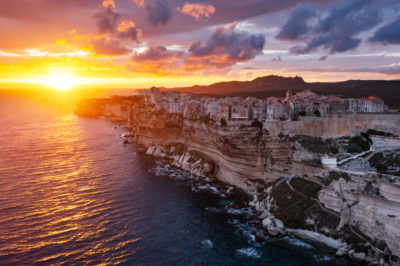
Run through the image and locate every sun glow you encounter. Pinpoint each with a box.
[46,74,76,91]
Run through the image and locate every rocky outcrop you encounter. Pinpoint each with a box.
[145,143,217,178]
[248,173,400,264]
[318,173,400,261]
[76,98,400,264]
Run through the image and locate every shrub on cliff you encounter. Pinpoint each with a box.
[347,136,370,153]
[364,129,394,137]
[201,113,212,124]
[314,109,321,117]
[328,171,350,182]
[220,118,227,127]
[297,135,330,154]
[251,118,263,129]
[329,145,339,154]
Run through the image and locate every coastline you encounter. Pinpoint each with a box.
[75,96,400,265]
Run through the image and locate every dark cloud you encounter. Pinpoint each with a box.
[91,1,141,54]
[92,38,130,56]
[129,45,183,75]
[93,4,120,34]
[370,16,400,45]
[117,20,142,42]
[272,57,282,62]
[128,22,266,74]
[118,26,141,41]
[189,22,265,63]
[0,0,335,50]
[319,55,328,61]
[145,0,172,25]
[275,5,316,41]
[283,0,383,54]
[299,64,400,75]
[132,45,182,61]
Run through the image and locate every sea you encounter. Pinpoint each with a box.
[0,92,357,265]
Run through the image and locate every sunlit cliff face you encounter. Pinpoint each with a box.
[0,0,400,89]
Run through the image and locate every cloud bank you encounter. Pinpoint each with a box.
[129,22,266,75]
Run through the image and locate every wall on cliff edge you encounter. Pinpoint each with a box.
[263,113,400,137]
[355,114,400,135]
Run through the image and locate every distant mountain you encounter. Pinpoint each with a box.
[178,75,307,94]
[174,75,400,108]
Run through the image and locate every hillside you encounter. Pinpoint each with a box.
[175,75,400,108]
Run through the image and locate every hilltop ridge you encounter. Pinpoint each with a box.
[173,75,400,107]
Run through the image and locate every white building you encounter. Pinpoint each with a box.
[321,157,337,166]
[168,101,181,114]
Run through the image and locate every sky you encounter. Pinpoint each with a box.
[1,0,400,89]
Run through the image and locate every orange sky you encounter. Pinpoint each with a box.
[1,0,400,90]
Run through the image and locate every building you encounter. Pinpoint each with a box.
[368,96,385,112]
[230,98,249,120]
[346,97,385,113]
[251,100,266,121]
[150,87,160,104]
[330,99,347,112]
[202,100,219,119]
[321,157,337,166]
[162,90,181,100]
[217,103,230,120]
[168,100,181,114]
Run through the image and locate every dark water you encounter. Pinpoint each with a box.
[0,95,355,265]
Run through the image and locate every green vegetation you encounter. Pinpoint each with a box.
[347,136,370,153]
[321,171,351,186]
[369,150,400,176]
[220,118,227,127]
[296,135,338,155]
[298,111,307,116]
[251,118,263,129]
[328,171,351,182]
[364,180,381,197]
[270,177,339,230]
[329,146,339,154]
[360,128,395,145]
[201,113,212,124]
[360,132,372,144]
[367,129,392,136]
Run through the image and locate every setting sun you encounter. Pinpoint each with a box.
[46,74,75,91]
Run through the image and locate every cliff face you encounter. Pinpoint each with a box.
[128,103,323,191]
[76,99,400,264]
[318,174,400,258]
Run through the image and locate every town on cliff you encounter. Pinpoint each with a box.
[136,87,389,123]
[75,87,400,265]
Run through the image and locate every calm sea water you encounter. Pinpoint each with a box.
[0,94,356,265]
